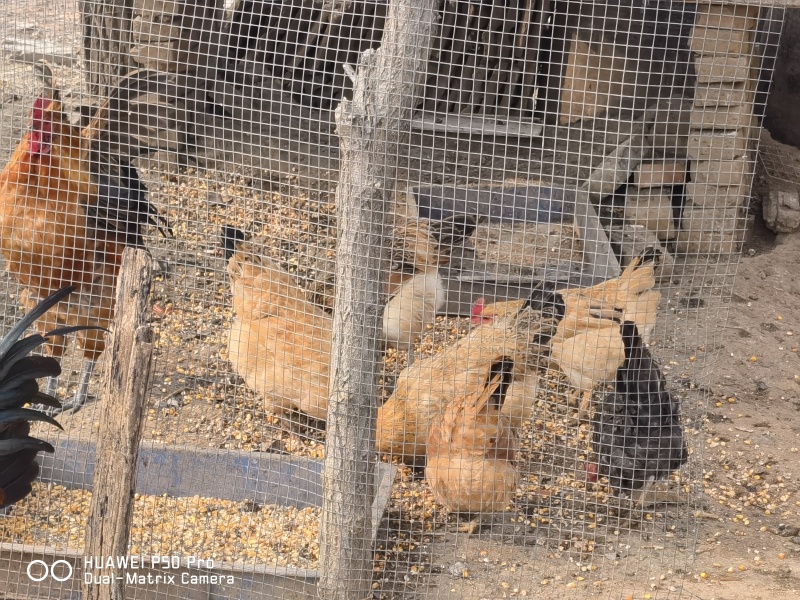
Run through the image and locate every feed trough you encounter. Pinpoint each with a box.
[412,183,620,315]
[0,439,397,600]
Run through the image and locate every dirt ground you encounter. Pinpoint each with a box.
[674,222,800,600]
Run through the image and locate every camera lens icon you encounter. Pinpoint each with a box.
[27,559,74,582]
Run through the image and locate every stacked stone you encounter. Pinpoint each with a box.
[679,3,761,254]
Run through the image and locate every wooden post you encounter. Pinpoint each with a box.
[317,1,437,599]
[83,248,154,600]
[81,0,135,97]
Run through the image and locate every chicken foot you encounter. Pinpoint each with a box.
[452,512,511,535]
[631,479,684,508]
[45,359,97,416]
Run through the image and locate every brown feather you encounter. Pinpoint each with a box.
[377,302,559,461]
[426,360,520,514]
[227,242,331,422]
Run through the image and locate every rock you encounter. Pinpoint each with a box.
[763,177,800,233]
[448,561,468,577]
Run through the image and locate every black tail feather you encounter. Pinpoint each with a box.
[0,286,78,508]
[486,357,516,411]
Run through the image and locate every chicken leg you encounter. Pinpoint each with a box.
[45,359,96,416]
[456,515,486,535]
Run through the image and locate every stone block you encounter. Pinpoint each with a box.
[624,187,677,240]
[690,25,753,56]
[633,161,687,188]
[695,3,759,31]
[686,181,750,208]
[687,129,750,161]
[694,82,754,108]
[674,230,743,255]
[691,158,753,188]
[680,202,747,233]
[696,55,752,84]
[690,104,753,131]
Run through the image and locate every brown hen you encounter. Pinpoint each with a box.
[426,357,519,534]
[225,228,331,423]
[377,290,564,462]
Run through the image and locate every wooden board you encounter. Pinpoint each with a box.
[411,112,543,137]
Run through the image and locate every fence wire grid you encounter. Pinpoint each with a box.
[0,1,786,599]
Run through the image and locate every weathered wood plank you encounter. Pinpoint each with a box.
[83,248,154,600]
[318,1,437,598]
[411,112,543,136]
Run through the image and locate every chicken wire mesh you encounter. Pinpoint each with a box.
[0,0,787,599]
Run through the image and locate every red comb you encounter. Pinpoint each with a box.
[31,97,51,125]
[586,462,598,483]
[471,297,486,317]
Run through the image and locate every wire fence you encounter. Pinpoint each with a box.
[0,1,785,599]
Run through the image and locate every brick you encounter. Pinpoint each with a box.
[624,188,677,240]
[690,25,753,56]
[130,43,188,71]
[694,82,754,108]
[686,181,750,208]
[690,104,754,131]
[133,16,183,44]
[674,230,743,255]
[695,4,759,31]
[691,158,753,187]
[687,130,750,161]
[633,161,687,188]
[681,201,746,230]
[695,55,752,84]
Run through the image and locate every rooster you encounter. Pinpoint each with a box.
[426,357,519,535]
[224,227,331,423]
[376,290,565,462]
[1,286,93,508]
[590,321,688,502]
[383,215,476,355]
[0,64,173,414]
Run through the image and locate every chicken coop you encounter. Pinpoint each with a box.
[0,0,788,599]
